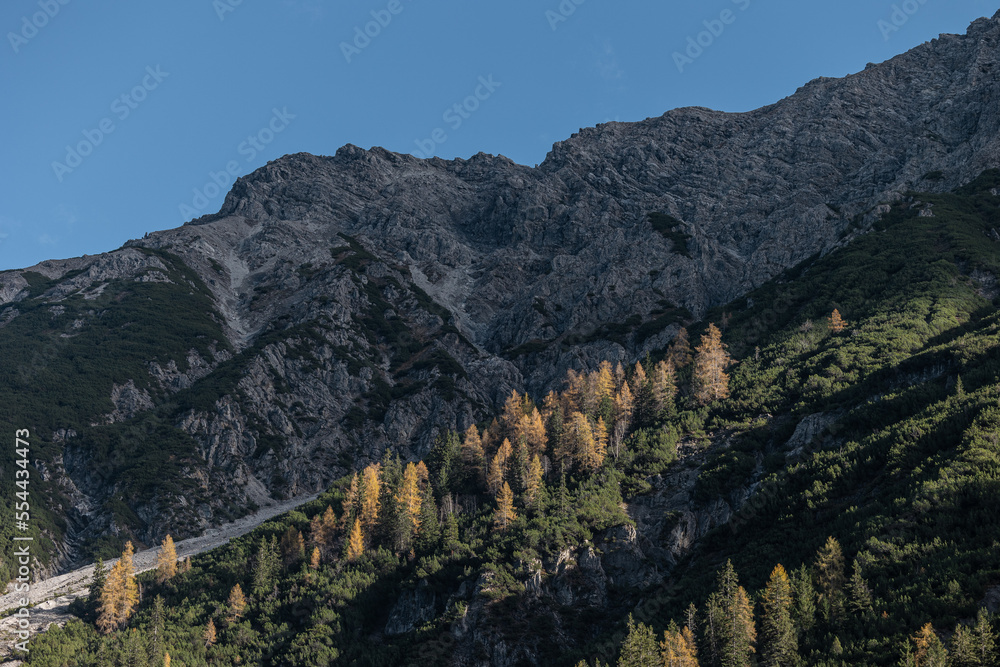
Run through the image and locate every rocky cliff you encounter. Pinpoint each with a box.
[1,11,999,568]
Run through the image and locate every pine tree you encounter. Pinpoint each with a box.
[341,473,359,528]
[814,536,846,624]
[951,623,977,667]
[761,564,797,667]
[716,560,756,667]
[149,595,165,665]
[618,614,660,667]
[252,536,279,595]
[347,518,364,560]
[89,557,106,608]
[461,424,487,488]
[97,541,139,634]
[847,562,874,618]
[279,527,305,566]
[790,564,816,637]
[693,324,732,405]
[494,481,517,530]
[828,309,846,333]
[971,608,996,666]
[156,534,177,584]
[524,454,544,506]
[441,510,460,556]
[227,583,247,620]
[204,618,217,647]
[703,592,723,667]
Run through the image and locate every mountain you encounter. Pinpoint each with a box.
[1,10,999,592]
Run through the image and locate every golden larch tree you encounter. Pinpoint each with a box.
[590,417,608,471]
[359,464,381,529]
[516,408,548,455]
[487,438,513,495]
[97,541,139,634]
[668,327,694,369]
[156,534,177,584]
[694,324,732,405]
[341,472,359,528]
[397,462,424,533]
[661,620,699,667]
[566,411,597,470]
[164,652,171,667]
[347,518,365,560]
[227,583,247,620]
[524,454,544,506]
[204,618,217,648]
[461,424,486,486]
[829,308,846,333]
[494,482,517,531]
[652,359,678,414]
[310,546,321,569]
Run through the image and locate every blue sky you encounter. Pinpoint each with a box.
[1,0,996,270]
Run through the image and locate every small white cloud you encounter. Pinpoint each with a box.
[38,233,57,245]
[596,40,624,81]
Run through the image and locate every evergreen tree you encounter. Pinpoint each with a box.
[703,592,723,667]
[461,424,486,488]
[652,360,678,419]
[618,614,660,667]
[494,482,517,531]
[148,594,165,665]
[693,324,732,405]
[715,560,756,667]
[416,483,440,554]
[155,534,177,584]
[227,583,247,620]
[790,563,816,637]
[441,510,460,556]
[761,564,797,667]
[971,608,996,666]
[814,536,846,624]
[252,536,279,595]
[89,557,106,610]
[847,562,874,618]
[97,541,139,634]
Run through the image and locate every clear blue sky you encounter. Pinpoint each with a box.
[1,0,996,270]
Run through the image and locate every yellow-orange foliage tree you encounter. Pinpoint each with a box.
[693,324,732,405]
[227,583,247,620]
[660,620,699,667]
[494,481,517,531]
[156,534,177,584]
[347,518,364,560]
[829,308,847,333]
[97,541,139,634]
[359,464,381,530]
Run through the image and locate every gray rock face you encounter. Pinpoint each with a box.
[2,12,999,568]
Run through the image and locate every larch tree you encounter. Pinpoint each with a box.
[909,623,949,667]
[347,518,365,560]
[309,546,321,569]
[652,359,678,418]
[359,463,382,530]
[517,408,548,456]
[397,462,424,535]
[156,534,178,584]
[204,618,217,648]
[591,417,608,471]
[828,308,846,333]
[693,324,732,405]
[341,472,359,528]
[494,481,517,531]
[761,564,797,667]
[227,583,247,620]
[668,327,694,369]
[97,541,139,634]
[660,620,699,667]
[567,411,598,471]
[487,438,513,495]
[524,454,544,506]
[164,652,171,667]
[500,390,525,438]
[279,527,305,566]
